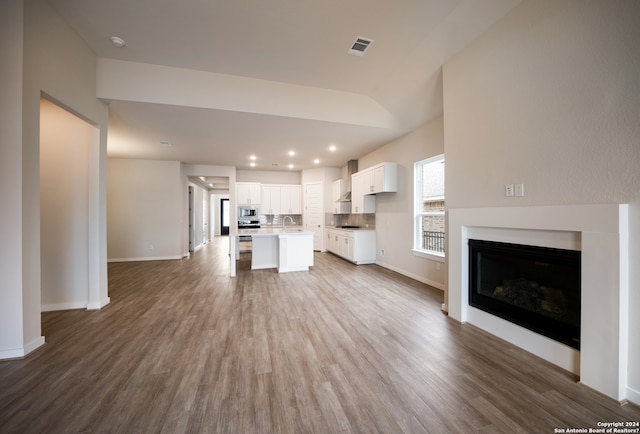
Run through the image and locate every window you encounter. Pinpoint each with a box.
[413,155,445,259]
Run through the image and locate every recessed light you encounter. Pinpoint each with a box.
[329,145,336,152]
[250,162,256,167]
[250,155,257,160]
[110,36,126,48]
[313,159,320,164]
[288,164,294,169]
[288,151,295,157]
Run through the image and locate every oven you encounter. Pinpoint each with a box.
[238,218,260,252]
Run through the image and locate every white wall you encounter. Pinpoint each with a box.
[358,118,445,289]
[443,0,640,402]
[0,0,109,359]
[237,170,300,185]
[40,98,99,311]
[0,0,27,357]
[107,159,182,261]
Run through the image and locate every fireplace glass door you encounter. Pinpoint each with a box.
[468,239,581,349]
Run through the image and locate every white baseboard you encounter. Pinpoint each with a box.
[375,261,445,291]
[41,301,87,312]
[626,386,640,406]
[87,297,111,310]
[108,255,182,263]
[0,336,45,360]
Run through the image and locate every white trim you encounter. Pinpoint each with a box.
[108,255,182,263]
[376,261,445,291]
[87,297,111,310]
[0,336,45,360]
[41,302,87,312]
[626,386,640,406]
[411,249,445,262]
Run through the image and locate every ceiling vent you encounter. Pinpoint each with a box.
[347,36,373,56]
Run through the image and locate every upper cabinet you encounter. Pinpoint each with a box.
[280,185,301,214]
[350,162,398,214]
[361,162,398,194]
[237,182,261,205]
[351,173,375,214]
[261,184,301,214]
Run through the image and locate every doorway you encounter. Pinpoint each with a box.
[221,198,230,235]
[40,97,99,310]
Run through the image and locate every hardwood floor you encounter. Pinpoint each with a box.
[1,237,638,433]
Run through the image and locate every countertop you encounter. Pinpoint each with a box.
[326,226,375,231]
[234,226,312,236]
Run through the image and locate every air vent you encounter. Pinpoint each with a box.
[347,36,373,56]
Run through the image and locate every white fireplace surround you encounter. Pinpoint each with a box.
[448,204,629,401]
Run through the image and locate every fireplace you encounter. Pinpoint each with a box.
[468,239,581,349]
[448,204,629,401]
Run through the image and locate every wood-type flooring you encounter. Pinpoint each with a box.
[1,237,639,433]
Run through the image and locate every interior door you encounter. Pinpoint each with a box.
[303,182,323,251]
[221,198,230,235]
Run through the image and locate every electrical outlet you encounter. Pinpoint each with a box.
[380,249,385,256]
[505,184,514,197]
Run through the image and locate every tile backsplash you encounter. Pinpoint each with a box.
[325,213,375,229]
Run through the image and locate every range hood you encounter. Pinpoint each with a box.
[338,160,358,202]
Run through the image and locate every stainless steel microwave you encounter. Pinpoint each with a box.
[238,206,260,218]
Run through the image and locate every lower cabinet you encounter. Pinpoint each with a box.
[326,229,376,264]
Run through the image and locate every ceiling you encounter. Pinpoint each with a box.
[46,0,520,171]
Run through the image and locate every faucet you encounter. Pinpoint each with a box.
[282,215,295,230]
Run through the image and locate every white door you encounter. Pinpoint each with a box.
[303,182,323,251]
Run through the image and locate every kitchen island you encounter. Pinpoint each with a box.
[229,227,314,277]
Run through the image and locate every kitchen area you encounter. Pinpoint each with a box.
[229,161,397,277]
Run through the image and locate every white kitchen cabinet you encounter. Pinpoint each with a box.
[361,162,398,194]
[326,228,375,264]
[281,185,301,214]
[331,179,351,214]
[261,184,301,215]
[237,182,261,205]
[351,173,375,214]
[261,185,281,214]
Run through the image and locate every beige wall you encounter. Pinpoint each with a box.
[358,118,445,289]
[443,0,640,402]
[0,0,26,354]
[237,169,301,185]
[1,0,109,358]
[40,98,99,310]
[107,159,183,261]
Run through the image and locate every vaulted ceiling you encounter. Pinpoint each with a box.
[46,0,520,170]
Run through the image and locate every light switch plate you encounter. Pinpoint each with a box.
[515,183,525,197]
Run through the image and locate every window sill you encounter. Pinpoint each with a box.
[412,249,445,262]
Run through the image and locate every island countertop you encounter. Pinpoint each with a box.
[229,227,314,276]
[234,226,313,236]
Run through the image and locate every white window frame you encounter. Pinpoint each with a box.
[412,154,445,262]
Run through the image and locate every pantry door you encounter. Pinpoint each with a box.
[303,182,323,251]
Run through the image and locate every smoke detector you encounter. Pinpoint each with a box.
[347,36,373,56]
[110,36,126,48]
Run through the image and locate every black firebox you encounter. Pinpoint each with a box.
[468,239,581,349]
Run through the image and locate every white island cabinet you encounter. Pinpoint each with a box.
[229,228,314,276]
